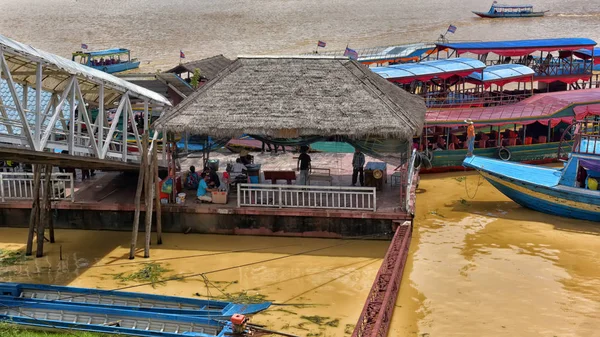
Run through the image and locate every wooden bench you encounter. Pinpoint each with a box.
[263,170,297,185]
[308,168,332,186]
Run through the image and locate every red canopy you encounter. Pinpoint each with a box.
[426,88,600,127]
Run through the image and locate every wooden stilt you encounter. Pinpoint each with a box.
[36,165,52,257]
[153,144,162,245]
[129,132,148,260]
[46,164,55,243]
[143,138,154,258]
[26,165,41,256]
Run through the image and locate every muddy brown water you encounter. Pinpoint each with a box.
[1,171,599,336]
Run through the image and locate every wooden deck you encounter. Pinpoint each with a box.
[0,152,410,221]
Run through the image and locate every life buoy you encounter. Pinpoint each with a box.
[373,169,383,180]
[498,147,511,161]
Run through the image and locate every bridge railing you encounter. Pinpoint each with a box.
[237,183,377,211]
[0,172,74,202]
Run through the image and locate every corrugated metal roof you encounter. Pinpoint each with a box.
[437,38,597,56]
[371,57,485,82]
[467,64,534,82]
[0,34,170,106]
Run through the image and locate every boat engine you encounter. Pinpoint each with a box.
[231,314,249,334]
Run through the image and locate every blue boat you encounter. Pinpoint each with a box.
[0,298,232,337]
[72,48,140,73]
[473,2,548,18]
[463,121,600,221]
[0,283,271,318]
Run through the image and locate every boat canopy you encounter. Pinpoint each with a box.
[466,64,534,88]
[491,4,534,9]
[371,57,485,83]
[73,48,131,57]
[426,88,600,127]
[571,48,600,65]
[437,38,597,57]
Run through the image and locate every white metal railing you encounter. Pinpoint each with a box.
[237,183,377,211]
[0,172,74,202]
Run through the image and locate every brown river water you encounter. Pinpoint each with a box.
[0,1,600,336]
[1,172,599,336]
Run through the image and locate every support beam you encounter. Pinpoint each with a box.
[143,101,149,133]
[129,132,148,260]
[68,78,76,154]
[0,51,36,149]
[122,96,129,162]
[74,81,100,157]
[100,94,127,158]
[25,165,41,256]
[40,78,75,149]
[98,83,104,155]
[36,63,43,143]
[127,95,142,154]
[153,143,162,245]
[0,95,14,135]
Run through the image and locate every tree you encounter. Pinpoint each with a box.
[190,68,202,89]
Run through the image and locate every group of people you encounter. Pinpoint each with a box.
[295,145,366,187]
[184,165,221,202]
[92,57,121,67]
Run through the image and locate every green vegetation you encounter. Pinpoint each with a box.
[345,324,355,334]
[190,68,202,88]
[109,262,173,288]
[0,323,119,337]
[195,290,269,304]
[301,315,340,327]
[453,176,467,183]
[0,249,29,267]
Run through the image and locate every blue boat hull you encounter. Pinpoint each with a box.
[0,298,231,337]
[463,156,600,222]
[0,282,270,317]
[90,61,140,74]
[472,11,546,18]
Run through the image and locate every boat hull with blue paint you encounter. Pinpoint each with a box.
[463,155,600,221]
[0,282,270,318]
[0,298,231,337]
[90,60,141,74]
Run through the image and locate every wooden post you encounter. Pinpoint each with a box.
[153,144,162,245]
[26,165,41,256]
[36,165,52,257]
[129,132,148,259]
[45,164,55,243]
[144,138,154,258]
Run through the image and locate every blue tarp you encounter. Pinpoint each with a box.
[437,38,597,56]
[467,64,534,82]
[371,57,485,82]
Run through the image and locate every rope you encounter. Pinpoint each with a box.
[464,167,482,199]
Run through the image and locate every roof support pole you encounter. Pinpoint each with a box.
[0,51,36,150]
[35,62,42,145]
[68,78,76,155]
[40,93,57,134]
[98,83,104,157]
[40,77,74,150]
[126,94,142,158]
[143,100,149,134]
[100,93,127,158]
[122,96,130,162]
[0,62,13,135]
[74,80,100,158]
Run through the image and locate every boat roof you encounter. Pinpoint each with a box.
[466,64,534,87]
[492,4,534,8]
[426,87,600,127]
[73,48,131,57]
[311,42,436,64]
[371,57,485,83]
[437,38,597,57]
[463,156,560,188]
[0,34,169,106]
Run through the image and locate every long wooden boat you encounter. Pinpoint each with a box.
[0,298,232,337]
[473,2,548,18]
[462,121,600,221]
[417,88,600,173]
[0,283,271,317]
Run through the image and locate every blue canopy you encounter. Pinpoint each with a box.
[371,57,485,83]
[437,38,597,57]
[492,4,533,8]
[573,47,600,59]
[84,48,130,57]
[467,64,534,84]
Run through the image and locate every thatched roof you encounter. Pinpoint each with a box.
[166,55,234,80]
[154,56,426,140]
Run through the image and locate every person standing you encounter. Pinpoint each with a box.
[465,119,475,157]
[297,147,311,185]
[352,148,365,186]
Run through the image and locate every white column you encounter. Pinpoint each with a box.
[98,83,104,154]
[68,81,75,154]
[35,62,42,144]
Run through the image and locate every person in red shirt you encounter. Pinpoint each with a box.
[465,119,475,156]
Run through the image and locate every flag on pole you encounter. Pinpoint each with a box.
[343,47,358,60]
[317,40,326,48]
[81,43,88,50]
[447,24,457,34]
[180,50,185,59]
